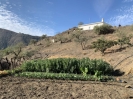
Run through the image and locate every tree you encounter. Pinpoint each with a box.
[1,42,25,59]
[10,43,25,58]
[72,29,89,50]
[41,34,47,40]
[78,22,84,25]
[92,38,117,55]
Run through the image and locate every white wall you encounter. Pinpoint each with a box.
[78,22,105,30]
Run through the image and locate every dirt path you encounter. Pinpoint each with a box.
[0,76,133,99]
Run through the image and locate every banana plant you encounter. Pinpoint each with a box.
[94,70,102,81]
[80,67,88,77]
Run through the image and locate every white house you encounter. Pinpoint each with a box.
[78,18,109,30]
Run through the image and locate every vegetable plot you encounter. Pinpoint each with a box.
[21,58,114,75]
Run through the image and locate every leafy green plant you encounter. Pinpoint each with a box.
[80,67,88,77]
[16,72,113,81]
[94,70,103,81]
[7,67,23,75]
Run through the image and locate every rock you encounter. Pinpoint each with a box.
[129,96,133,98]
[116,77,120,82]
[121,80,127,83]
[1,96,6,99]
[125,85,132,88]
[116,78,127,83]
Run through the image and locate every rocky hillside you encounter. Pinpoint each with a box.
[0,28,40,49]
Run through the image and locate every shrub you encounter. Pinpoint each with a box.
[56,35,70,43]
[116,31,132,48]
[40,34,47,40]
[29,39,37,45]
[23,50,36,58]
[45,40,52,47]
[94,24,114,35]
[117,37,131,48]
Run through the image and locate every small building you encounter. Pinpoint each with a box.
[78,18,109,30]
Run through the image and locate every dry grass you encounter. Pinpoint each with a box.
[0,70,8,75]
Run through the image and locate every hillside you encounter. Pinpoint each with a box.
[0,28,40,49]
[3,25,133,74]
[19,26,133,74]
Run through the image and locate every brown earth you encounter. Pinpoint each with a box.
[0,76,133,99]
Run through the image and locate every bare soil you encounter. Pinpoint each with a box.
[0,76,133,99]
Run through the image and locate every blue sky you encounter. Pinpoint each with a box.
[0,0,133,36]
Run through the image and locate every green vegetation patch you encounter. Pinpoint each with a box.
[21,58,114,76]
[15,72,113,81]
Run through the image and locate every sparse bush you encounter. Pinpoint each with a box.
[1,47,11,56]
[72,29,89,50]
[117,37,131,48]
[56,34,71,43]
[60,37,69,43]
[45,40,52,47]
[116,31,132,48]
[94,24,114,35]
[23,50,36,58]
[29,39,37,45]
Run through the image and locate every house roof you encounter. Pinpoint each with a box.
[78,22,108,27]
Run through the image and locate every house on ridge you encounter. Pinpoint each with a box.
[78,18,110,30]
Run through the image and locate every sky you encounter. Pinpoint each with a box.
[0,0,133,36]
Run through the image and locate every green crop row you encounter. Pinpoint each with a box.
[21,58,114,75]
[16,72,113,81]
